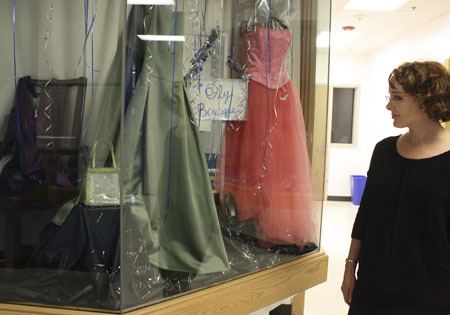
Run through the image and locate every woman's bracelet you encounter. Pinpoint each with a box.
[345,258,358,265]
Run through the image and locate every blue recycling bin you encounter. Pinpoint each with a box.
[350,175,367,205]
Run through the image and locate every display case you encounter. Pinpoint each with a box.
[0,0,330,313]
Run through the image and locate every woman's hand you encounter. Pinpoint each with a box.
[341,263,356,305]
[342,239,361,305]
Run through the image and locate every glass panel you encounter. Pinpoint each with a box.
[120,0,329,310]
[314,0,331,249]
[0,0,125,311]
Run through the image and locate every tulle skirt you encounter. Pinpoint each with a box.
[217,80,317,246]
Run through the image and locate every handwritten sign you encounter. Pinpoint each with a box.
[185,79,248,121]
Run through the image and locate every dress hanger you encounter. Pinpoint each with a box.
[240,16,288,35]
[238,0,290,35]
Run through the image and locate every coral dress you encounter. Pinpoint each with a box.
[219,27,317,247]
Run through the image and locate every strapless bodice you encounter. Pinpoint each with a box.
[242,27,291,89]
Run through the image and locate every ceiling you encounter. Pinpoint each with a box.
[328,0,450,54]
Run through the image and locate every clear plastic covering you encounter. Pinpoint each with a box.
[0,0,329,312]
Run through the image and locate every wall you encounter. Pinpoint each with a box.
[327,10,450,197]
[327,53,373,196]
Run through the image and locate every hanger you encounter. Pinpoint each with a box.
[239,16,288,37]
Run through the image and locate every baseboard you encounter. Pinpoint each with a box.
[327,196,351,202]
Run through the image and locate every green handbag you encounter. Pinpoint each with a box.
[83,139,120,206]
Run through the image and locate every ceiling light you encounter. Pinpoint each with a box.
[137,35,185,42]
[317,31,361,49]
[344,0,408,11]
[127,0,175,5]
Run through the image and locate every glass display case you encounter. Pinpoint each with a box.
[0,0,330,313]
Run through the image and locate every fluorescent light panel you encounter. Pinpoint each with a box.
[127,0,174,5]
[137,35,185,42]
[317,31,361,48]
[344,0,408,11]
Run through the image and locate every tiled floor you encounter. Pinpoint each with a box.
[304,201,358,315]
[251,201,359,315]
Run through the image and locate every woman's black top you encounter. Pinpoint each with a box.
[352,135,450,310]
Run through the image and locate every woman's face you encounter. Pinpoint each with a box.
[386,79,428,128]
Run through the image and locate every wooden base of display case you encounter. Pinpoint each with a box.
[0,251,328,315]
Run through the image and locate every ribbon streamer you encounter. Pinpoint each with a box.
[143,6,155,85]
[78,0,98,143]
[12,0,25,163]
[164,0,180,217]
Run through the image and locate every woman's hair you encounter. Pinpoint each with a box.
[389,61,450,122]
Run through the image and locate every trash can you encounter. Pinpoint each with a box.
[350,175,367,205]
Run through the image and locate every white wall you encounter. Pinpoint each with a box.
[327,10,450,197]
[327,53,374,196]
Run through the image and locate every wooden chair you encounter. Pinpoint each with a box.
[1,77,87,268]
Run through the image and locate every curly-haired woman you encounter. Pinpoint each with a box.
[341,61,450,315]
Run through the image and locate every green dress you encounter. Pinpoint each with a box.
[122,6,229,274]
